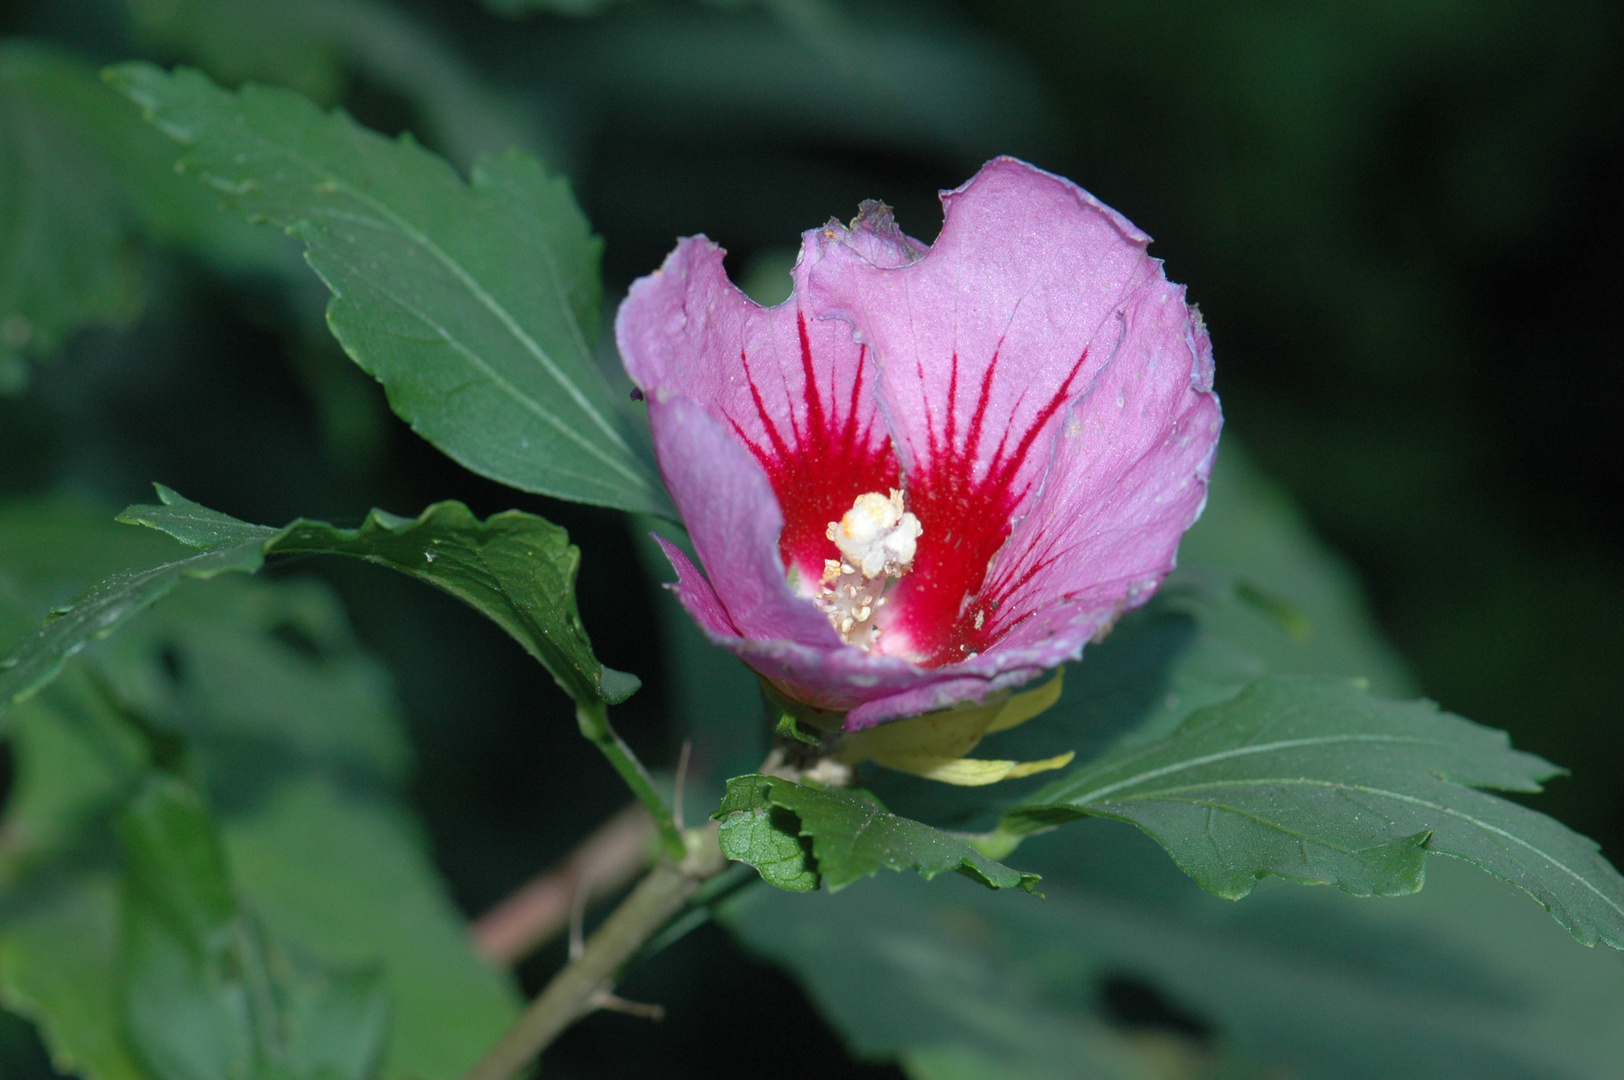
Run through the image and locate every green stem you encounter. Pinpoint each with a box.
[460,824,728,1080]
[576,701,685,860]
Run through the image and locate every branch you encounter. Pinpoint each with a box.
[460,822,729,1080]
[472,803,656,966]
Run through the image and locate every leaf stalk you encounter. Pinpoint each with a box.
[576,701,685,860]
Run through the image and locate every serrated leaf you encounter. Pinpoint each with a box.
[715,776,817,892]
[724,828,1624,1080]
[717,447,1624,1078]
[0,500,411,876]
[0,504,514,1080]
[120,485,637,706]
[1004,675,1624,950]
[0,488,635,724]
[716,774,1040,893]
[106,61,670,515]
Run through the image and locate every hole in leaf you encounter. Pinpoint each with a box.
[1098,973,1213,1043]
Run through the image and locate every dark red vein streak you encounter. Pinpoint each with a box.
[887,348,1090,667]
[725,313,899,588]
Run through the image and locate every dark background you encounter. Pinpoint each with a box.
[2,0,1621,1075]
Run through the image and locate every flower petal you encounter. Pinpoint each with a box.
[806,157,1172,664]
[616,234,899,590]
[620,158,1222,733]
[843,670,1044,729]
[973,279,1220,657]
[646,394,838,649]
[651,535,737,640]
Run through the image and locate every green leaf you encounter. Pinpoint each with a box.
[724,826,1624,1080]
[0,532,271,718]
[1004,675,1624,950]
[716,774,1040,893]
[0,503,515,1080]
[0,44,144,392]
[854,595,1268,843]
[221,778,518,1080]
[714,447,1624,1076]
[0,498,411,872]
[0,872,147,1080]
[95,575,413,787]
[106,62,670,516]
[0,488,635,723]
[715,776,817,893]
[120,485,638,707]
[117,773,392,1080]
[0,499,200,615]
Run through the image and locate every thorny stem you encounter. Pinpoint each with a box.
[576,702,686,860]
[460,822,729,1080]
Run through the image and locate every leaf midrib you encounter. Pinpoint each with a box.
[197,101,652,496]
[1082,775,1624,923]
[1061,732,1443,804]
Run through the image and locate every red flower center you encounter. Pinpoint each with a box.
[730,315,1087,669]
[887,347,1089,666]
[728,314,899,594]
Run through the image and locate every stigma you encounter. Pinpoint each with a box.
[815,490,922,649]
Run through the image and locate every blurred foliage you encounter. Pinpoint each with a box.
[0,502,520,1080]
[0,0,1620,1077]
[0,43,140,392]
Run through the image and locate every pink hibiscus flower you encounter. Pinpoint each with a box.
[616,157,1220,730]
